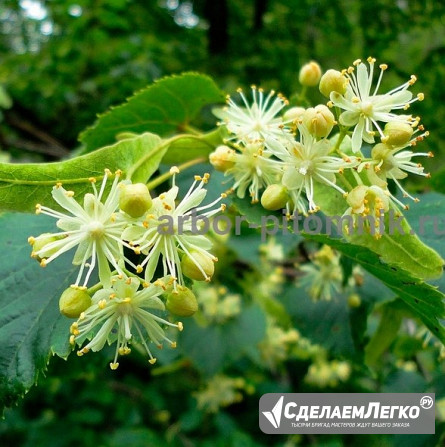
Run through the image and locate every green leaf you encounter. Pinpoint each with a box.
[282,285,358,357]
[402,192,445,296]
[180,305,266,376]
[80,73,226,153]
[364,301,404,367]
[431,168,445,194]
[232,196,445,343]
[403,191,445,256]
[0,85,12,109]
[313,182,443,280]
[0,133,165,213]
[162,127,226,164]
[0,213,79,411]
[347,211,443,280]
[307,234,445,345]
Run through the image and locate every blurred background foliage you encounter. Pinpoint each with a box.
[1,0,445,446]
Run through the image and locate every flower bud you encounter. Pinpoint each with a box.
[181,251,215,281]
[299,61,322,87]
[319,69,347,97]
[383,122,414,146]
[260,184,289,211]
[119,183,152,218]
[209,145,236,172]
[283,106,305,122]
[166,286,198,317]
[302,105,335,138]
[371,143,391,161]
[29,233,64,262]
[59,286,92,318]
[347,293,361,308]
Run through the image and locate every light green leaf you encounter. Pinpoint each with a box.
[0,133,165,213]
[162,127,227,164]
[347,212,443,280]
[0,85,12,109]
[80,73,226,153]
[0,213,79,411]
[313,182,444,279]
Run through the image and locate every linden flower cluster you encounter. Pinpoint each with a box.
[210,58,432,218]
[298,245,363,301]
[29,168,224,369]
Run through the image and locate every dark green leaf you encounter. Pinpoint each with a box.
[364,301,404,367]
[180,305,266,376]
[282,285,358,357]
[0,213,78,411]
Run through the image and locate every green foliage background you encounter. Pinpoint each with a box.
[1,1,445,446]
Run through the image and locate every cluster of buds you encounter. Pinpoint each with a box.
[194,375,252,413]
[305,359,351,388]
[29,168,225,368]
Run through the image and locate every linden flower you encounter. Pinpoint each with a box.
[268,124,356,214]
[330,57,424,152]
[122,170,224,285]
[225,141,282,203]
[299,246,343,301]
[72,276,183,369]
[29,170,135,288]
[217,86,292,143]
[360,131,432,205]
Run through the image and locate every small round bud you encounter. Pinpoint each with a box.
[302,105,335,138]
[59,286,92,318]
[299,61,322,87]
[319,69,347,98]
[209,145,236,172]
[283,106,305,122]
[31,233,64,261]
[119,183,152,218]
[347,293,361,308]
[181,251,215,281]
[166,286,198,317]
[261,184,289,210]
[383,122,414,146]
[371,143,391,161]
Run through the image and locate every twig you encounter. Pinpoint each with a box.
[6,114,69,157]
[3,137,70,158]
